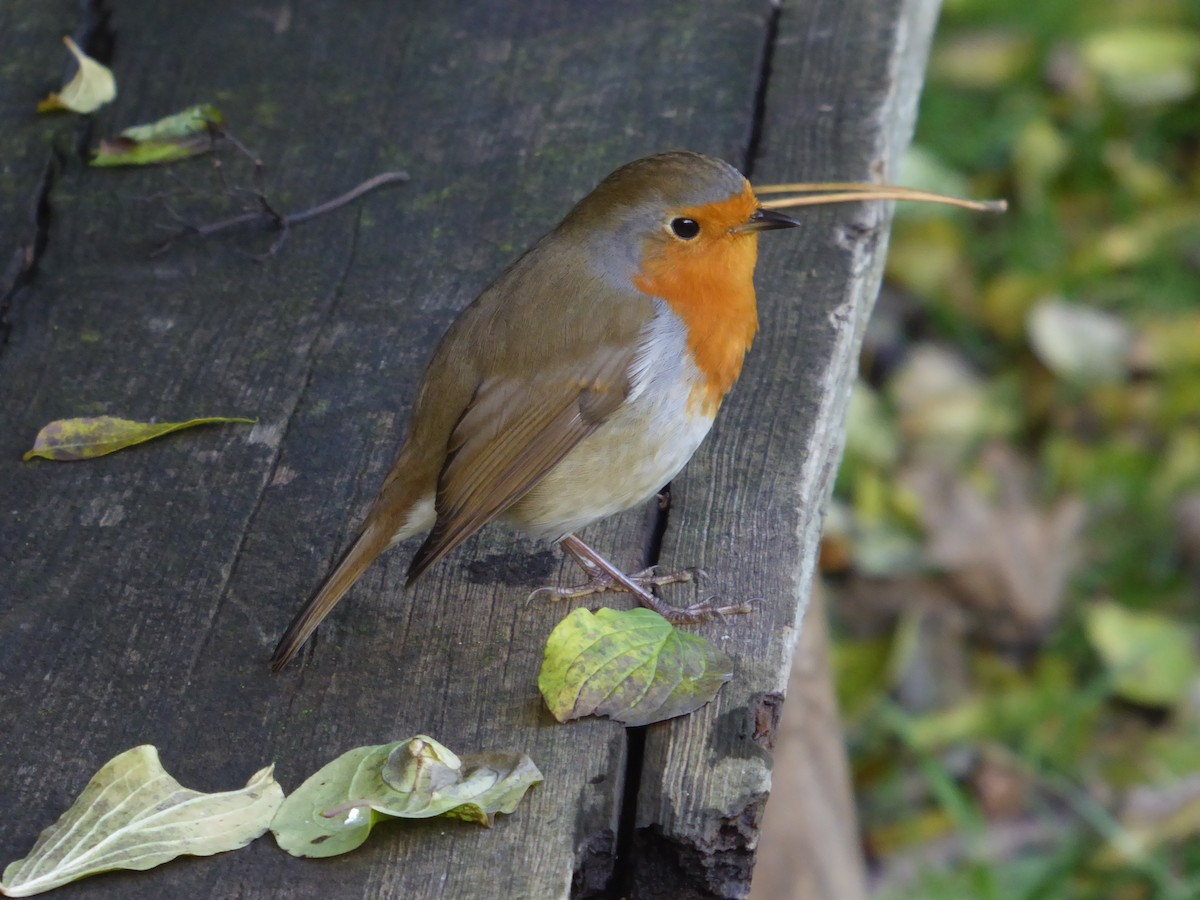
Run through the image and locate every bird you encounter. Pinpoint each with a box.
[270,150,799,671]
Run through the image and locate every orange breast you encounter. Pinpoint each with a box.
[632,187,761,415]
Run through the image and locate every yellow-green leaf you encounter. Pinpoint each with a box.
[1085,601,1198,708]
[931,29,1035,90]
[538,607,733,727]
[0,746,282,897]
[37,37,116,115]
[1081,27,1200,106]
[91,105,226,167]
[23,415,256,461]
[843,381,900,471]
[271,736,542,858]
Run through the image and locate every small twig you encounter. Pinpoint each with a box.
[285,172,412,225]
[210,155,236,199]
[147,120,409,259]
[220,130,260,166]
[158,209,262,242]
[152,170,409,258]
[220,131,285,227]
[251,218,291,263]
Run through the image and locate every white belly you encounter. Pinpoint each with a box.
[506,302,716,538]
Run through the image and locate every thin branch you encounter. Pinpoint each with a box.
[285,172,411,225]
[152,170,409,258]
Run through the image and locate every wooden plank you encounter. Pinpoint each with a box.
[632,0,940,896]
[0,1,866,897]
[0,0,86,342]
[0,0,942,895]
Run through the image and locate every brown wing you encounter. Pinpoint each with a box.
[272,227,653,668]
[405,343,635,582]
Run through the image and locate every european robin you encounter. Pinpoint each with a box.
[271,151,799,671]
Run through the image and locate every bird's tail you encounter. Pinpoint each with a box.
[270,522,391,672]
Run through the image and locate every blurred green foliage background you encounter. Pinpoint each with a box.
[825,0,1200,896]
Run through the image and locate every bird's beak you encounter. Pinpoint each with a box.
[735,208,801,233]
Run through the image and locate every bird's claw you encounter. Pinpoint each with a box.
[528,564,706,604]
[659,595,757,625]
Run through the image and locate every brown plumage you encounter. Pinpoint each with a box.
[271,151,798,671]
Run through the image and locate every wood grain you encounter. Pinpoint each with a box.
[632,0,939,895]
[0,0,936,895]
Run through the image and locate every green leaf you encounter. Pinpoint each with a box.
[271,736,542,858]
[1085,601,1198,708]
[843,381,900,471]
[538,607,733,726]
[91,105,226,167]
[23,415,256,461]
[36,37,116,114]
[0,745,282,897]
[1012,118,1070,208]
[1080,28,1200,106]
[833,635,896,720]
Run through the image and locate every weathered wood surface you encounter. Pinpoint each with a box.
[0,0,936,896]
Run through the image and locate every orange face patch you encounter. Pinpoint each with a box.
[633,183,762,415]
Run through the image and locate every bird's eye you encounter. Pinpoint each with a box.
[669,217,701,240]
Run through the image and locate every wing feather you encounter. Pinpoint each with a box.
[405,345,635,582]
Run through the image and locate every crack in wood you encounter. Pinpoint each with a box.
[0,156,56,352]
[68,1,115,163]
[595,7,787,894]
[0,0,114,352]
[742,0,783,180]
[597,5,787,893]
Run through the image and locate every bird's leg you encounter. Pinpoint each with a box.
[532,558,704,602]
[530,533,753,624]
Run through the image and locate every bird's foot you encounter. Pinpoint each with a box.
[653,595,758,625]
[528,564,705,603]
[529,533,755,624]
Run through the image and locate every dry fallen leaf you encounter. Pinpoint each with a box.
[23,415,256,461]
[1027,299,1134,384]
[906,445,1087,639]
[889,344,1016,464]
[37,37,116,115]
[0,746,281,897]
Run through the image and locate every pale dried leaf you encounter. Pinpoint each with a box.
[1,746,282,896]
[1028,299,1133,384]
[906,446,1086,635]
[37,37,116,114]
